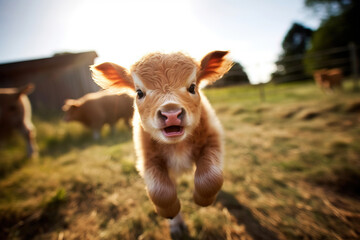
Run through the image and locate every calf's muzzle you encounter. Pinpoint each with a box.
[158,108,184,126]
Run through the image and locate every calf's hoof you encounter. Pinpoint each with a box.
[169,214,189,240]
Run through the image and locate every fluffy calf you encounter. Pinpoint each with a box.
[314,68,343,91]
[0,84,37,158]
[62,91,133,139]
[91,51,231,233]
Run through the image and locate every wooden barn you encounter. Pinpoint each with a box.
[0,51,100,112]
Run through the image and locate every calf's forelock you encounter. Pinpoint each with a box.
[131,52,198,91]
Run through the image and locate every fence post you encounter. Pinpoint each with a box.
[259,83,266,102]
[349,42,359,91]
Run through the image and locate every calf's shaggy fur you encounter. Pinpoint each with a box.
[62,91,133,139]
[91,51,231,233]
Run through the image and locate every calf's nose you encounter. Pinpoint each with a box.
[158,109,184,126]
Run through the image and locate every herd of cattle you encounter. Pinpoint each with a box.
[0,86,134,158]
[0,67,344,158]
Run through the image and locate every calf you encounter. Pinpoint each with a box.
[314,68,343,91]
[91,51,232,236]
[62,91,133,140]
[0,84,37,158]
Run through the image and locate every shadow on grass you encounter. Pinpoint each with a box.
[216,190,279,240]
[308,165,360,198]
[0,154,29,179]
[1,189,68,240]
[0,134,29,179]
[40,128,133,157]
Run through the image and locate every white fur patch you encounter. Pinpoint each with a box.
[186,68,197,86]
[143,171,160,194]
[131,72,145,90]
[132,72,155,95]
[165,145,193,179]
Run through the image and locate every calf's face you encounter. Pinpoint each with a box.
[131,55,202,143]
[91,51,231,143]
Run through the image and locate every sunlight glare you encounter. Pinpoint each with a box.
[60,0,272,83]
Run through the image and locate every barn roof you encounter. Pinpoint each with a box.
[0,51,98,77]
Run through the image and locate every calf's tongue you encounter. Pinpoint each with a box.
[163,125,184,137]
[164,126,181,133]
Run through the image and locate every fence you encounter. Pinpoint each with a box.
[240,43,360,101]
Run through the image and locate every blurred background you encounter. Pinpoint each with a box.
[0,0,359,239]
[0,0,322,84]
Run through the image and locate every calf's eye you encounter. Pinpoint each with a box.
[188,84,196,94]
[136,89,145,99]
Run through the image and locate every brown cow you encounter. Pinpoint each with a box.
[0,84,37,158]
[314,68,343,91]
[62,91,133,140]
[91,51,232,237]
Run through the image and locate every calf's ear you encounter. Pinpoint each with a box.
[90,63,134,91]
[197,51,233,85]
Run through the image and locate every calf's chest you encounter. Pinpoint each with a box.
[164,145,194,178]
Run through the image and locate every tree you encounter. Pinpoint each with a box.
[282,23,313,57]
[211,61,250,87]
[305,0,355,18]
[304,0,360,74]
[271,23,313,83]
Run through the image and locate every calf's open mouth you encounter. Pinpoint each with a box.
[162,125,184,137]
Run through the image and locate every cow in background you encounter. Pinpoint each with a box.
[0,84,37,158]
[62,91,133,140]
[314,68,343,92]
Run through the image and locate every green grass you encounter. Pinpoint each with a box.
[1,79,360,239]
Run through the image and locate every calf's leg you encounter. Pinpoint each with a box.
[169,213,188,239]
[144,165,181,218]
[194,164,223,206]
[20,125,37,158]
[193,137,223,206]
[92,129,101,140]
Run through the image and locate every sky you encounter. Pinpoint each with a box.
[0,0,321,84]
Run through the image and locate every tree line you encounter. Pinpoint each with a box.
[215,0,359,86]
[271,0,359,83]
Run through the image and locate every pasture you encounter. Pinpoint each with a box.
[1,81,360,239]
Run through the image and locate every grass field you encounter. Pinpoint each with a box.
[1,81,360,240]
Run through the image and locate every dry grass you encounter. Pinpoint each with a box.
[1,80,360,239]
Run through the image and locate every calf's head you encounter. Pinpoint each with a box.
[62,99,82,122]
[91,51,231,143]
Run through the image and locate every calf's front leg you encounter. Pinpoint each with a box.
[20,124,37,158]
[194,143,223,206]
[144,165,181,218]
